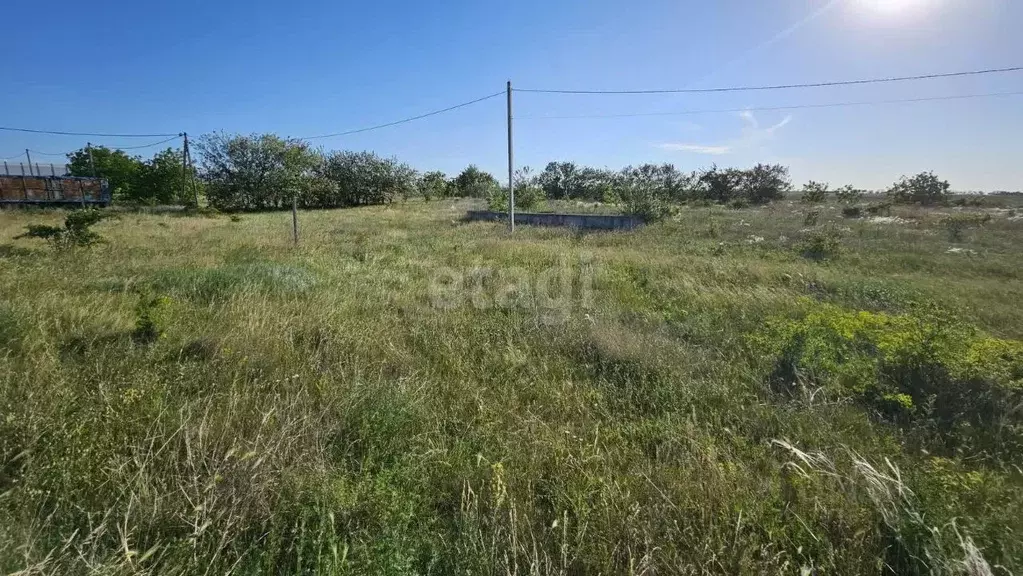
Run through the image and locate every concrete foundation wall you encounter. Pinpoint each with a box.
[465,210,644,230]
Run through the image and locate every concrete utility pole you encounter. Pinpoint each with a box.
[86,143,97,177]
[507,80,515,233]
[25,150,33,176]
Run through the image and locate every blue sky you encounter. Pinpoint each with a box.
[3,0,1022,191]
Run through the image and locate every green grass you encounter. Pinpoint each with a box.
[1,198,1021,574]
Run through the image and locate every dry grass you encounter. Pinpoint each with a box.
[0,198,1021,574]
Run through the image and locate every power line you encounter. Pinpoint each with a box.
[303,91,504,140]
[516,66,1023,95]
[516,91,1023,120]
[1,151,26,161]
[0,126,180,138]
[27,135,183,158]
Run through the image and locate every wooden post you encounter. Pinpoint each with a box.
[25,150,33,176]
[507,80,515,233]
[87,143,97,177]
[292,194,299,245]
[19,164,28,199]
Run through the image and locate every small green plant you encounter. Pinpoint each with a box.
[842,206,863,219]
[229,214,243,223]
[800,181,828,204]
[14,209,113,249]
[804,209,821,226]
[132,294,173,344]
[728,198,750,210]
[943,213,991,242]
[756,302,1023,462]
[797,226,842,261]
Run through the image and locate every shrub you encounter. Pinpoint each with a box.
[419,171,449,201]
[698,165,743,204]
[728,198,749,210]
[453,165,499,198]
[842,206,863,219]
[756,303,1023,462]
[835,185,864,205]
[132,295,173,344]
[888,172,951,205]
[740,163,790,205]
[865,202,893,217]
[317,151,418,207]
[618,184,671,222]
[800,181,828,204]
[797,226,842,260]
[943,213,991,242]
[14,210,113,249]
[487,185,544,212]
[804,209,821,226]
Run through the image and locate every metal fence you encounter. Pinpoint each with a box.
[1,161,69,177]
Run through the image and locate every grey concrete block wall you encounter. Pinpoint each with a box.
[465,210,644,230]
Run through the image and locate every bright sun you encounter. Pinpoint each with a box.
[857,0,934,16]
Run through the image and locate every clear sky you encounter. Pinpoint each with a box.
[3,0,1022,191]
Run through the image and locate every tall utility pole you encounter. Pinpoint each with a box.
[181,133,199,207]
[506,80,515,233]
[86,143,97,177]
[25,150,33,176]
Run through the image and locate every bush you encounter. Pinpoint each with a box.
[618,184,671,222]
[488,185,544,212]
[842,206,863,219]
[14,210,113,249]
[740,163,790,205]
[317,151,418,207]
[943,213,991,242]
[728,198,749,210]
[804,209,821,226]
[698,165,743,204]
[797,226,842,260]
[419,171,449,201]
[756,303,1023,462]
[800,181,828,204]
[132,295,173,344]
[888,172,951,205]
[835,185,864,205]
[453,165,499,198]
[865,202,893,217]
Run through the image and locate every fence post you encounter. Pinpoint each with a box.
[507,81,515,233]
[25,150,33,176]
[292,194,299,245]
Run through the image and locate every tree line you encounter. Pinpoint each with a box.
[68,132,954,218]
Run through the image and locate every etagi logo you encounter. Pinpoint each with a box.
[428,253,596,324]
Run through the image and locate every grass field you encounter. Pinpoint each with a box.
[1,198,1022,574]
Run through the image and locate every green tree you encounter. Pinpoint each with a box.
[740,164,790,204]
[888,172,951,205]
[419,171,449,201]
[317,151,418,207]
[800,181,829,204]
[135,148,197,205]
[196,133,320,211]
[66,146,144,199]
[453,165,498,198]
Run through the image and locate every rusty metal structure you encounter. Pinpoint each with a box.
[0,174,110,206]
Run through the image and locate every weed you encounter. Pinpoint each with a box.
[13,209,113,249]
[132,294,173,344]
[797,226,842,260]
[842,206,863,219]
[943,213,991,242]
[804,209,821,226]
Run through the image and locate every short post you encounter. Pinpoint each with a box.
[506,80,515,233]
[25,150,33,176]
[3,161,8,176]
[292,194,299,245]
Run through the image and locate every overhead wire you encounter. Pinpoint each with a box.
[302,91,504,140]
[516,90,1023,120]
[0,126,180,138]
[515,66,1023,94]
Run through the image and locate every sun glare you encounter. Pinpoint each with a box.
[856,0,935,17]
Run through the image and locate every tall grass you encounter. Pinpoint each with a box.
[1,197,1021,574]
